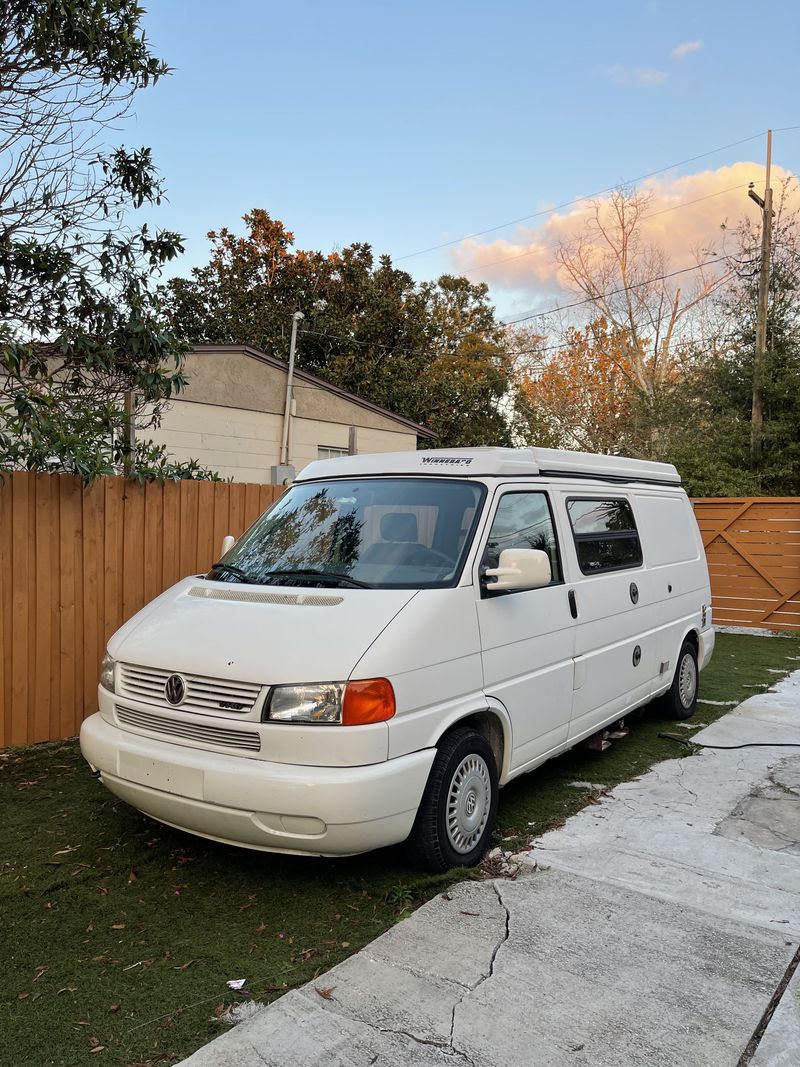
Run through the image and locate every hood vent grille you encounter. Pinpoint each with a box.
[188,586,343,607]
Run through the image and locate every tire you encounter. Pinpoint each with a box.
[405,728,499,873]
[659,639,699,720]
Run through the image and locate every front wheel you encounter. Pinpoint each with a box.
[659,640,699,720]
[406,728,499,873]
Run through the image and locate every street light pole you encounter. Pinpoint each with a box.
[748,129,773,466]
[280,310,305,466]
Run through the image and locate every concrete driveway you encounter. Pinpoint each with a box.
[181,672,800,1066]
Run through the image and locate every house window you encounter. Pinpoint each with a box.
[566,498,643,574]
[318,446,349,460]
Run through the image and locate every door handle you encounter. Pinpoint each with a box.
[568,589,578,619]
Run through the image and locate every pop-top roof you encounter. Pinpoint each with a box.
[297,446,682,486]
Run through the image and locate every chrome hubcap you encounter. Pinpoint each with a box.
[446,754,491,854]
[678,653,697,707]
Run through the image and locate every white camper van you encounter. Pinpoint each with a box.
[80,447,714,871]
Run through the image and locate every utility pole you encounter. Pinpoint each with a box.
[748,128,773,465]
[280,310,305,467]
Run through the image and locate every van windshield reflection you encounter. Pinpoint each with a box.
[207,478,485,590]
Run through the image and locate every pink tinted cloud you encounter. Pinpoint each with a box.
[449,163,797,297]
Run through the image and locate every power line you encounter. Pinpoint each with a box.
[499,257,724,327]
[300,256,726,368]
[395,132,768,261]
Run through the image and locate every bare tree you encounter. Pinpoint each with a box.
[555,188,729,397]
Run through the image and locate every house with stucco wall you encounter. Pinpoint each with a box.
[146,345,433,483]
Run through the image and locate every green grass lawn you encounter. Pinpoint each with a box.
[2,631,798,1067]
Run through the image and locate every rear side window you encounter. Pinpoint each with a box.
[567,498,642,575]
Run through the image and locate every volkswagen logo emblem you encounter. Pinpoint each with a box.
[164,674,186,706]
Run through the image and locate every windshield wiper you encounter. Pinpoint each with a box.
[262,568,373,589]
[208,562,252,583]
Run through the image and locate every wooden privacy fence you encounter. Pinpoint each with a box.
[693,498,800,633]
[0,473,283,748]
[1,477,798,748]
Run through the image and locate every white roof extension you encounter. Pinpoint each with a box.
[298,446,682,485]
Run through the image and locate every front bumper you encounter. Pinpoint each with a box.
[80,713,435,857]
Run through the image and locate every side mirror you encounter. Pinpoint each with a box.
[220,534,236,557]
[482,548,551,594]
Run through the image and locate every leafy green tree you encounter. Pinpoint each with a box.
[163,210,513,447]
[0,0,215,482]
[663,185,800,496]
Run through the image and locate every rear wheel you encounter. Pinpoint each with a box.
[406,728,498,873]
[659,639,699,720]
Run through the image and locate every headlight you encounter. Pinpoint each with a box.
[99,652,117,693]
[266,678,396,725]
[267,683,345,723]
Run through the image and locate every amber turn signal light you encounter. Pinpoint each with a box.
[342,678,395,725]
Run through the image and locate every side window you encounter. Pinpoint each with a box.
[567,498,642,574]
[482,492,562,585]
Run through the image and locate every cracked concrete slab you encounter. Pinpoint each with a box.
[362,879,508,991]
[717,759,800,857]
[180,669,800,1067]
[751,963,800,1067]
[181,987,455,1066]
[528,681,800,937]
[453,872,793,1067]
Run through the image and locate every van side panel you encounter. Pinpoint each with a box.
[634,491,713,694]
[564,487,712,740]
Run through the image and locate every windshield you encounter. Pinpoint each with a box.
[208,478,486,589]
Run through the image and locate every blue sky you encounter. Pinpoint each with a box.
[128,1,800,316]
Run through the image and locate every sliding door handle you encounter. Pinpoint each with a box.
[568,589,578,619]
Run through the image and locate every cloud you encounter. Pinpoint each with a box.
[605,63,669,88]
[672,39,703,59]
[448,163,797,300]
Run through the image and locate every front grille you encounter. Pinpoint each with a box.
[118,663,262,715]
[116,704,261,752]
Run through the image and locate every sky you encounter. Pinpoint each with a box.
[127,0,800,320]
